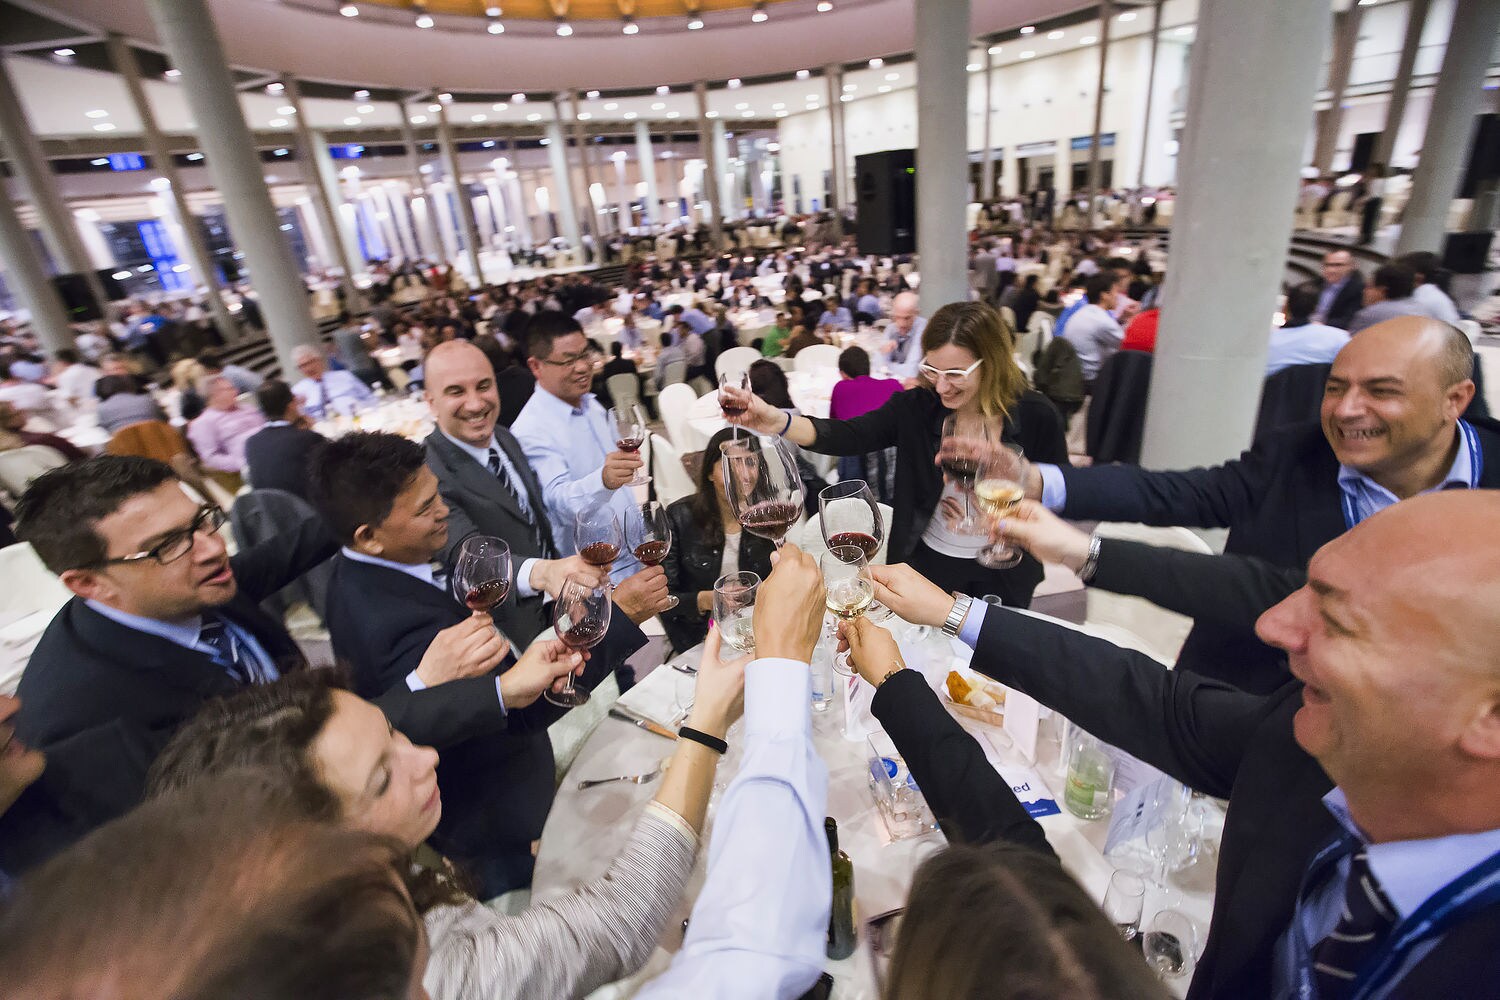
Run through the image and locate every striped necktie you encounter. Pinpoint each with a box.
[1310,847,1398,999]
[487,447,550,558]
[199,614,253,685]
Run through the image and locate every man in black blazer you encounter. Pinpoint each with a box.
[1314,248,1366,329]
[871,488,1500,1000]
[309,431,654,896]
[243,378,325,500]
[422,339,672,647]
[5,456,338,869]
[1017,317,1500,692]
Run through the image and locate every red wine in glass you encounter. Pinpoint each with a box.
[547,576,612,709]
[579,541,620,567]
[827,531,879,561]
[464,579,511,611]
[720,398,748,418]
[615,436,643,453]
[560,616,607,649]
[633,540,669,566]
[940,456,980,489]
[740,499,802,543]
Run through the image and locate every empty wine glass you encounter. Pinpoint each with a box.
[546,575,612,708]
[1142,909,1199,982]
[670,663,696,725]
[719,434,804,548]
[1102,869,1147,947]
[629,501,678,610]
[938,412,995,535]
[608,403,651,487]
[974,444,1030,569]
[575,509,623,572]
[713,570,759,656]
[821,545,875,677]
[450,535,513,618]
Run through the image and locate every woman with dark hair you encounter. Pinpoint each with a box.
[94,375,167,434]
[723,302,1068,606]
[660,426,777,653]
[148,645,747,1000]
[746,360,829,514]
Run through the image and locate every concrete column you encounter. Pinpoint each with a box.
[283,76,362,310]
[610,152,633,231]
[1136,0,1164,188]
[482,176,508,242]
[1141,0,1330,470]
[1054,141,1073,201]
[0,55,111,317]
[1312,5,1364,173]
[713,120,735,221]
[980,46,996,201]
[1001,147,1020,198]
[914,0,971,311]
[312,130,366,278]
[382,182,419,259]
[410,194,442,263]
[1372,0,1430,171]
[436,102,487,286]
[395,100,432,258]
[428,181,460,262]
[825,65,847,210]
[544,112,583,253]
[567,92,601,252]
[74,210,116,271]
[0,189,75,352]
[298,198,333,269]
[143,0,319,373]
[503,165,532,248]
[634,121,660,229]
[1085,0,1114,226]
[692,82,725,249]
[107,33,238,341]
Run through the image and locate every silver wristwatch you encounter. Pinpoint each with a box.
[941,594,974,637]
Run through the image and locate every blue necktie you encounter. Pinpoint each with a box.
[1311,846,1397,999]
[199,614,252,685]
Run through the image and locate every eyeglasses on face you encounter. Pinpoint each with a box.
[95,504,226,568]
[918,358,983,383]
[541,352,592,369]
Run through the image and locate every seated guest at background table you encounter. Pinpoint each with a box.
[243,379,323,499]
[1313,249,1366,329]
[853,278,882,323]
[1006,274,1043,335]
[676,301,716,337]
[830,346,902,490]
[186,376,265,477]
[50,348,99,406]
[195,348,263,394]
[149,634,748,1000]
[0,359,50,414]
[1396,250,1461,325]
[875,488,1500,1000]
[514,313,648,585]
[1,776,429,998]
[1119,300,1161,353]
[1062,272,1126,386]
[93,374,166,434]
[599,341,654,418]
[0,400,86,462]
[1006,316,1499,693]
[723,302,1068,608]
[1267,283,1349,375]
[817,295,853,334]
[837,618,1168,999]
[636,544,829,999]
[291,343,374,420]
[661,427,776,654]
[170,357,207,422]
[760,312,792,357]
[1348,262,1439,334]
[879,291,927,382]
[2,456,338,872]
[654,330,687,390]
[782,323,827,360]
[680,321,709,383]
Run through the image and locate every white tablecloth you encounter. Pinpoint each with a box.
[313,395,433,442]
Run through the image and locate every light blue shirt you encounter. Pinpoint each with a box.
[1052,296,1087,339]
[636,657,829,999]
[680,307,716,336]
[884,314,927,380]
[292,368,374,419]
[818,306,853,332]
[437,428,545,596]
[84,599,278,684]
[1271,788,1500,1000]
[510,386,642,583]
[339,546,507,711]
[1265,321,1349,376]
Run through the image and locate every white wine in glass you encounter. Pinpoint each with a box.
[974,444,1029,569]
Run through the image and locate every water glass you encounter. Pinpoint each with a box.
[713,571,760,655]
[1142,909,1199,981]
[1102,869,1147,946]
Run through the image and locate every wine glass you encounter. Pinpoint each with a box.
[1142,909,1199,982]
[974,444,1030,569]
[938,412,994,535]
[575,509,623,572]
[1102,869,1147,947]
[818,479,884,560]
[545,575,612,708]
[713,571,759,656]
[608,403,651,487]
[719,370,751,436]
[820,545,875,677]
[450,535,513,618]
[629,500,678,610]
[719,434,804,548]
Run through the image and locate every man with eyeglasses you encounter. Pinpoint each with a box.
[3,456,338,870]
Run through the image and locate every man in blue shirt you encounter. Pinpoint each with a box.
[1267,283,1349,376]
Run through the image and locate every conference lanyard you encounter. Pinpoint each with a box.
[1340,421,1483,531]
[1288,838,1500,1000]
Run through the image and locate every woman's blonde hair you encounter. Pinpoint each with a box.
[919,301,1025,421]
[171,357,206,393]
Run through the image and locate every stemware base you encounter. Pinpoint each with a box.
[545,688,592,708]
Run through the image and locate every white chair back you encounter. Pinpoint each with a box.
[0,445,70,498]
[606,373,642,411]
[1456,318,1481,346]
[660,359,689,387]
[797,503,895,565]
[793,344,841,373]
[657,383,700,449]
[650,432,697,505]
[715,346,761,383]
[1084,523,1213,666]
[0,542,73,696]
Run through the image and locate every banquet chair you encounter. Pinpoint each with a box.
[649,433,696,505]
[715,347,761,383]
[606,373,642,412]
[797,503,894,566]
[0,445,70,499]
[793,344,840,373]
[657,383,699,449]
[660,360,688,388]
[1084,523,1213,666]
[0,542,72,696]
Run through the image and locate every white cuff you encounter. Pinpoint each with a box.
[1038,463,1068,511]
[405,670,425,691]
[516,557,542,599]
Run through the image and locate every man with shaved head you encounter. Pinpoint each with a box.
[879,291,926,382]
[1010,315,1500,692]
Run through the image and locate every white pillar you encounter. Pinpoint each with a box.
[980,47,996,201]
[298,198,333,269]
[1141,0,1331,470]
[0,188,75,351]
[1372,0,1430,171]
[635,121,660,229]
[915,0,972,311]
[544,116,582,250]
[611,152,633,232]
[1312,5,1363,174]
[74,210,116,270]
[1000,146,1020,198]
[713,121,735,221]
[693,82,725,248]
[429,182,460,262]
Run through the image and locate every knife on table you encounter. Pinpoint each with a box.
[609,706,678,741]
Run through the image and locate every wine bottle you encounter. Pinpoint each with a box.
[825,817,857,960]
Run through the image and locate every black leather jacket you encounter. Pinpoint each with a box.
[660,497,776,655]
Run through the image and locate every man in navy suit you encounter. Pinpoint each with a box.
[242,379,325,500]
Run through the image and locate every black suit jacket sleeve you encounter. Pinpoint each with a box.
[871,670,1054,855]
[1059,435,1274,528]
[1090,538,1306,634]
[970,607,1271,799]
[371,676,514,748]
[227,510,338,604]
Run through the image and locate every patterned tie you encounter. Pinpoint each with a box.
[199,614,252,685]
[487,447,550,558]
[1310,847,1398,999]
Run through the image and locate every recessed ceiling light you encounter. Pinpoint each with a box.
[1117,10,1136,21]
[806,103,819,110]
[885,72,899,81]
[53,48,74,57]
[92,122,115,132]
[869,58,883,68]
[268,117,289,127]
[164,68,182,79]
[988,44,1002,54]
[1019,50,1036,59]
[806,93,819,101]
[797,69,810,79]
[438,92,452,102]
[728,78,742,88]
[586,90,600,99]
[776,110,788,117]
[492,102,508,110]
[340,4,359,16]
[277,105,296,115]
[656,85,670,95]
[741,110,753,117]
[415,13,434,28]
[1047,29,1064,39]
[85,109,109,119]
[651,101,666,110]
[843,83,856,91]
[772,102,785,109]
[488,18,504,32]
[343,116,361,125]
[735,101,749,110]
[526,112,542,121]
[186,152,204,161]
[486,5,501,15]
[878,85,891,93]
[356,104,374,114]
[604,101,618,110]
[274,147,289,155]
[1175,25,1193,35]
[428,103,442,112]
[622,18,638,33]
[512,93,526,103]
[817,1,832,10]
[1019,25,1035,34]
[354,89,370,100]
[839,94,851,102]
[1080,35,1097,44]
[410,115,427,123]
[266,82,283,94]
[966,62,980,71]
[624,111,637,119]
[686,16,704,29]
[471,113,487,122]
[706,110,720,118]
[555,18,572,35]
[577,112,591,120]
[91,157,109,166]
[666,110,680,118]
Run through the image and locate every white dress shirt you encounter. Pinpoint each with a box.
[1412,282,1461,326]
[636,657,830,999]
[510,386,642,583]
[883,314,927,380]
[293,368,374,419]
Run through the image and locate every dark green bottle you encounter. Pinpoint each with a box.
[825,816,856,960]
